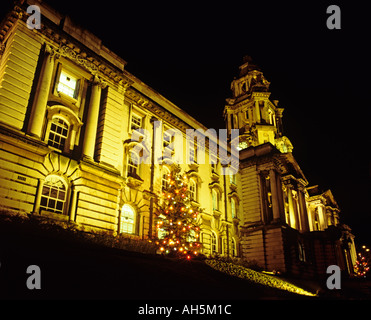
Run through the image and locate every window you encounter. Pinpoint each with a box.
[162,168,170,192]
[211,233,217,254]
[57,70,79,99]
[189,179,197,201]
[231,238,237,257]
[210,150,218,172]
[40,176,67,215]
[48,118,69,151]
[120,204,135,234]
[163,130,172,149]
[201,232,217,256]
[131,114,142,131]
[231,198,237,218]
[229,174,236,185]
[127,152,139,177]
[188,139,197,164]
[298,241,306,262]
[212,189,219,211]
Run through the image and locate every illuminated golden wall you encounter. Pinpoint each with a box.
[0,1,356,274]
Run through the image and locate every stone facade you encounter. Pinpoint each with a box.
[0,1,356,277]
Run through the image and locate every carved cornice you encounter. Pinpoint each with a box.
[126,87,191,133]
[0,3,133,89]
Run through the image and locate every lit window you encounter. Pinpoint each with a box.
[48,118,69,151]
[189,179,196,201]
[131,114,142,131]
[127,152,139,177]
[57,71,78,98]
[120,204,135,234]
[40,176,67,215]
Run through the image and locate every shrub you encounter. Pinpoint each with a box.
[205,259,316,297]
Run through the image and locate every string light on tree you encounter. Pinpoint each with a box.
[154,165,202,259]
[354,245,370,278]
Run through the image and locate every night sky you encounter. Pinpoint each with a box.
[1,1,370,245]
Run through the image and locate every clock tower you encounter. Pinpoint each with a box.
[224,56,293,153]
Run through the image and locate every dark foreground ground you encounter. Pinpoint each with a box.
[0,216,370,302]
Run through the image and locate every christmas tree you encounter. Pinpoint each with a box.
[354,245,370,278]
[154,165,202,260]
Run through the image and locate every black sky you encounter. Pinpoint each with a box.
[2,1,370,245]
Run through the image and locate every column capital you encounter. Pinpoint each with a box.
[92,75,107,89]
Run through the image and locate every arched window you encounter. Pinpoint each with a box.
[40,175,67,215]
[120,204,136,234]
[189,178,197,201]
[48,117,69,151]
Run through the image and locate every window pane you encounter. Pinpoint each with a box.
[50,187,58,199]
[49,199,56,209]
[131,114,142,131]
[121,204,135,234]
[58,190,66,200]
[40,176,67,215]
[58,71,77,98]
[48,118,69,151]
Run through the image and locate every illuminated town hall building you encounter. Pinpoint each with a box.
[0,1,357,277]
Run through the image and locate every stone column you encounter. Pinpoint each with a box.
[254,101,261,123]
[32,178,45,214]
[247,108,253,126]
[298,189,310,232]
[82,76,104,159]
[69,185,78,222]
[286,186,294,228]
[269,170,280,221]
[275,174,285,221]
[28,45,56,138]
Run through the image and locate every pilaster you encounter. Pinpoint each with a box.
[82,76,106,159]
[28,45,56,138]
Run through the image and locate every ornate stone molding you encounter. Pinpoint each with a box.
[126,88,191,133]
